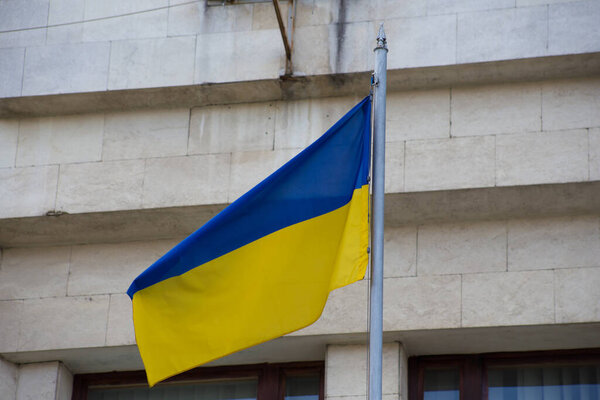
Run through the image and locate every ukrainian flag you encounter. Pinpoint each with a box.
[127,96,372,386]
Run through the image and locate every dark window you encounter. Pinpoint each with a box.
[409,349,600,400]
[72,361,323,400]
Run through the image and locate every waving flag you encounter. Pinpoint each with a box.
[128,96,372,386]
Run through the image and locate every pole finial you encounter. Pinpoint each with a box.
[376,24,387,50]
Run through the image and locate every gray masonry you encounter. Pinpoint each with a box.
[1,0,600,399]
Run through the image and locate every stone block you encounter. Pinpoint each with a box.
[143,154,230,208]
[0,246,70,300]
[228,149,298,201]
[384,226,417,278]
[542,78,600,131]
[189,102,275,155]
[83,9,168,42]
[0,166,58,218]
[16,362,59,400]
[462,270,554,327]
[295,280,367,335]
[326,343,401,397]
[56,160,145,214]
[48,0,84,25]
[548,0,600,55]
[496,129,588,186]
[0,300,21,352]
[46,24,83,45]
[16,114,104,166]
[428,0,514,14]
[103,109,189,160]
[84,0,167,19]
[195,29,282,84]
[0,357,17,400]
[518,0,582,5]
[0,28,46,49]
[0,0,49,31]
[68,239,177,296]
[15,361,72,400]
[169,2,252,36]
[591,128,600,181]
[384,275,461,330]
[274,96,358,150]
[386,15,456,69]
[106,293,135,346]
[385,141,404,193]
[0,48,24,98]
[252,2,287,30]
[292,25,331,75]
[457,7,547,63]
[418,220,507,275]
[508,215,600,271]
[22,42,110,96]
[19,295,109,351]
[295,0,335,26]
[109,37,195,90]
[451,83,541,137]
[404,136,495,191]
[329,21,371,74]
[0,120,18,167]
[555,267,600,323]
[387,89,450,142]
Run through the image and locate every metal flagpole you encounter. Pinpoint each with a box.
[369,24,387,400]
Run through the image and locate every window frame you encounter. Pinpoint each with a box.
[409,348,600,400]
[72,361,324,400]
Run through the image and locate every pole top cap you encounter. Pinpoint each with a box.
[376,24,388,50]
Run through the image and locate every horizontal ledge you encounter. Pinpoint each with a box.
[3,322,599,374]
[1,53,600,118]
[1,181,599,248]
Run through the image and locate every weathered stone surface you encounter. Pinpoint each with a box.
[0,300,22,352]
[405,136,495,191]
[83,9,168,42]
[0,28,45,49]
[384,275,461,330]
[548,0,600,55]
[106,293,135,346]
[0,120,18,167]
[228,149,298,201]
[17,114,104,166]
[496,129,588,186]
[189,102,275,155]
[508,215,600,271]
[143,154,230,208]
[0,48,24,98]
[386,141,404,193]
[109,37,195,90]
[451,83,541,137]
[168,2,252,36]
[48,0,84,25]
[16,362,59,400]
[103,109,189,160]
[0,246,70,300]
[68,240,177,296]
[195,29,282,84]
[84,0,166,19]
[0,0,49,31]
[457,7,547,63]
[555,267,600,323]
[56,160,145,214]
[462,270,555,327]
[0,357,17,400]
[387,89,450,142]
[384,226,417,278]
[386,15,456,69]
[542,78,600,131]
[428,0,514,14]
[19,295,109,351]
[0,166,58,218]
[22,42,110,95]
[274,96,357,150]
[591,128,600,181]
[418,220,507,275]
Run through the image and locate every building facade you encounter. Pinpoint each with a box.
[1,0,599,399]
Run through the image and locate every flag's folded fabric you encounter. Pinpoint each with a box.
[127,96,372,386]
